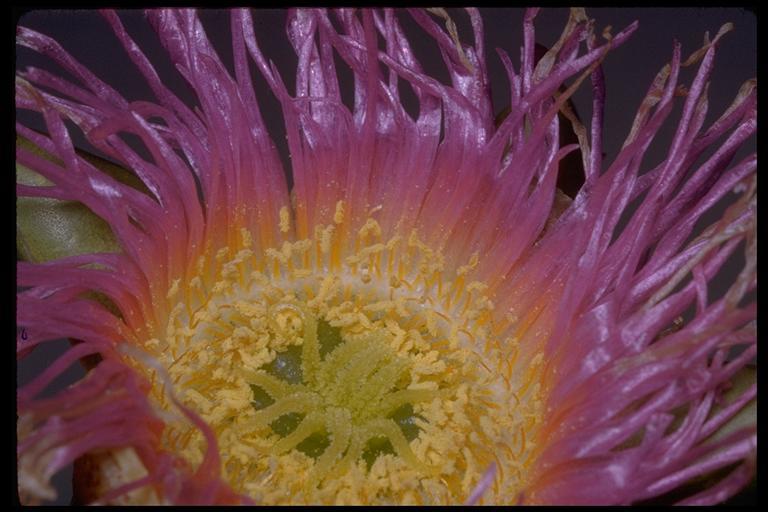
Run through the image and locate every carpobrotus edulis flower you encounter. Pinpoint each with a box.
[16,8,755,505]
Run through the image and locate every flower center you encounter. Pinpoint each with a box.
[246,306,436,483]
[136,203,548,504]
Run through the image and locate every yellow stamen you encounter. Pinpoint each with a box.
[279,206,291,233]
[137,213,550,505]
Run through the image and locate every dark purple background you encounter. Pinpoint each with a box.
[15,8,756,505]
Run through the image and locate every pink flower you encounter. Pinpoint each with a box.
[16,8,755,505]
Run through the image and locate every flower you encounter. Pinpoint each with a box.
[16,7,756,505]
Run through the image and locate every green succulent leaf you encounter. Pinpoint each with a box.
[16,135,146,263]
[16,135,151,350]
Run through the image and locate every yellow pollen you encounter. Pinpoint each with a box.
[279,206,291,233]
[135,212,549,505]
[333,200,345,225]
[241,228,254,248]
[166,279,180,300]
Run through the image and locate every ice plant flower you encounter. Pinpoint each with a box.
[16,8,756,505]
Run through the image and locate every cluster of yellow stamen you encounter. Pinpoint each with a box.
[137,202,549,504]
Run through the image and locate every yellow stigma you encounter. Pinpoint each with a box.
[135,201,548,505]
